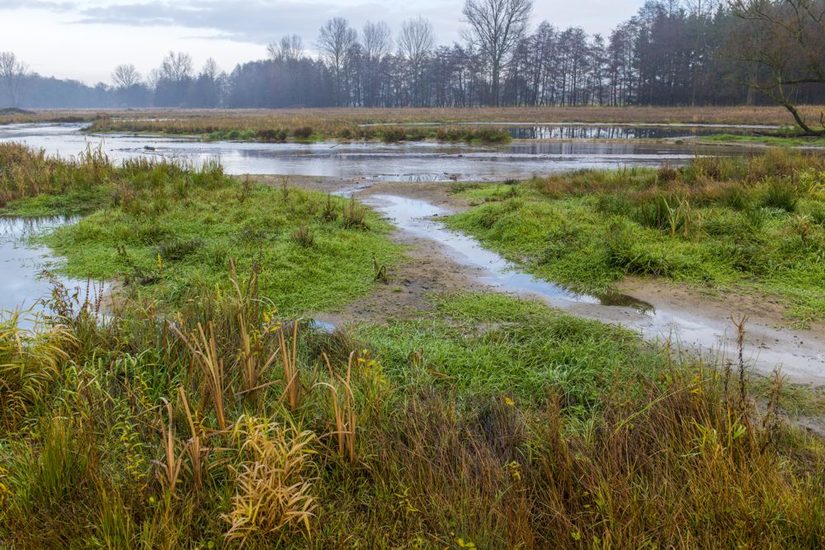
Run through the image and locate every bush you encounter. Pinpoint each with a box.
[256,129,288,143]
[379,127,407,143]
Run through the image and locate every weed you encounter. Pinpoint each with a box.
[224,417,317,545]
[342,197,369,230]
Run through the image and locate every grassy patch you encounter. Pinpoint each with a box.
[1,272,823,547]
[703,133,825,148]
[355,292,669,411]
[447,152,825,324]
[0,144,402,315]
[45,184,400,314]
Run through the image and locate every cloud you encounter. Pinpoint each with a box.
[71,0,420,44]
[0,0,75,10]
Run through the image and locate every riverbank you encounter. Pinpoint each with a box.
[445,151,825,327]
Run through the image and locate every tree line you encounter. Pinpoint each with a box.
[2,0,825,123]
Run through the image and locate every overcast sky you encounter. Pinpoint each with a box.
[0,0,642,85]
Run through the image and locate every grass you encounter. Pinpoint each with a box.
[1,140,824,547]
[92,118,512,144]
[8,105,825,128]
[0,270,823,547]
[0,143,402,316]
[355,293,670,412]
[447,150,825,325]
[703,133,825,148]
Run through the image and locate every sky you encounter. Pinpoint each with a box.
[0,0,641,85]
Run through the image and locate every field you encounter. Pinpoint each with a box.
[447,151,825,326]
[1,144,825,547]
[6,105,825,143]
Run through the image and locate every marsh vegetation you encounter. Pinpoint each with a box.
[0,144,824,547]
[448,151,825,325]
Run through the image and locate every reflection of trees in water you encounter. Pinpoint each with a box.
[0,217,74,241]
[507,126,707,140]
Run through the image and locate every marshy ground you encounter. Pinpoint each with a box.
[1,137,824,547]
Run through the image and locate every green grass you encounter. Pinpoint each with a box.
[2,142,825,548]
[44,182,399,315]
[0,144,403,315]
[356,293,668,412]
[3,188,109,217]
[447,153,825,325]
[1,269,823,548]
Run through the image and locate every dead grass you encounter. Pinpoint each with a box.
[6,105,824,139]
[224,417,317,546]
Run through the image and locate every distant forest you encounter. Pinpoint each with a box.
[2,0,824,109]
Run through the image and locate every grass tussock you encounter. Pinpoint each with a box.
[448,150,825,325]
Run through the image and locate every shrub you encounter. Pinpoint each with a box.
[256,129,288,143]
[380,127,407,143]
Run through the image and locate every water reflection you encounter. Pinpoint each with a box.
[0,216,103,320]
[506,124,747,140]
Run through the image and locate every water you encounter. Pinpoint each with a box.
[0,216,104,322]
[505,124,772,140]
[0,123,821,381]
[0,123,746,183]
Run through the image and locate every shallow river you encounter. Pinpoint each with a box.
[0,123,746,182]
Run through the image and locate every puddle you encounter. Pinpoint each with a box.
[0,216,105,324]
[596,290,655,313]
[309,319,337,334]
[365,194,825,385]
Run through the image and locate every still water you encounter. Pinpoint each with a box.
[0,216,103,321]
[0,123,748,182]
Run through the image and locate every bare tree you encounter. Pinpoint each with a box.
[0,51,28,107]
[730,0,825,133]
[462,0,533,105]
[363,21,393,60]
[200,58,219,81]
[398,17,435,106]
[318,17,359,104]
[159,51,193,82]
[399,17,435,66]
[267,34,304,61]
[112,64,141,89]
